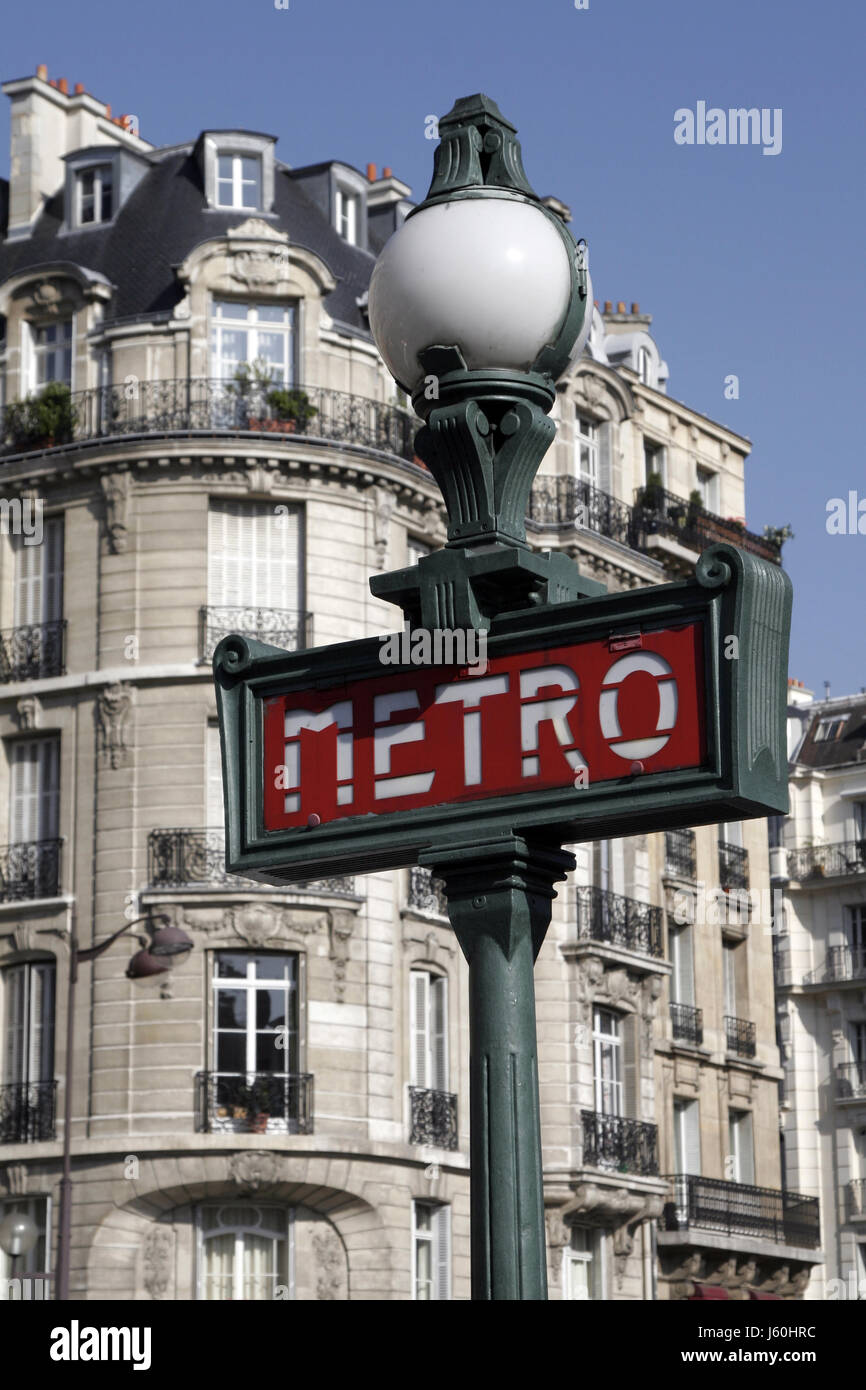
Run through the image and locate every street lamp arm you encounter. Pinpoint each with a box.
[76,912,170,964]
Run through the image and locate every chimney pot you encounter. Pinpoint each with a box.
[617,301,626,313]
[604,300,612,313]
[49,79,58,88]
[74,82,85,94]
[36,64,48,81]
[631,302,639,314]
[366,162,377,181]
[58,78,68,94]
[383,165,392,178]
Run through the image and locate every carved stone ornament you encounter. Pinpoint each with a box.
[229,1150,279,1192]
[328,908,356,1001]
[544,1207,571,1252]
[312,1225,346,1300]
[15,696,40,731]
[221,902,329,949]
[101,471,131,553]
[0,1163,28,1196]
[97,682,133,769]
[142,1226,174,1300]
[373,486,396,569]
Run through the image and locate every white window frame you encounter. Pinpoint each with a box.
[13,515,64,629]
[673,1097,701,1176]
[728,1109,755,1186]
[643,439,665,487]
[696,466,719,513]
[409,968,448,1092]
[593,1007,622,1116]
[211,951,299,1082]
[76,164,113,225]
[669,923,695,1007]
[562,1225,604,1300]
[723,940,738,1019]
[636,346,652,386]
[335,187,358,245]
[411,1200,450,1300]
[215,153,262,210]
[195,1204,294,1301]
[9,736,60,845]
[27,319,73,392]
[574,413,599,487]
[814,717,846,744]
[210,299,297,386]
[2,960,55,1086]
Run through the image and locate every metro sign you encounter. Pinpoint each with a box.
[215,545,792,884]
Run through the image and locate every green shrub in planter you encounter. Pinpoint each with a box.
[4,382,77,450]
[265,388,318,429]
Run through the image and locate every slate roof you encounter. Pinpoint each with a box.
[795,696,866,770]
[0,148,377,335]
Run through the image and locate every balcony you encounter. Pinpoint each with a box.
[725,1015,757,1059]
[0,839,62,902]
[631,486,782,565]
[670,1002,703,1046]
[804,946,866,985]
[199,606,312,662]
[575,885,663,958]
[718,841,749,891]
[581,1110,659,1176]
[0,379,418,462]
[406,865,448,917]
[661,1174,820,1249]
[664,829,696,881]
[527,476,638,548]
[408,1086,458,1151]
[787,840,866,882]
[196,1071,313,1134]
[0,620,66,683]
[847,1180,866,1221]
[147,828,355,895]
[0,1080,57,1143]
[836,1062,866,1100]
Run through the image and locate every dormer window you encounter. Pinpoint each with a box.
[77,165,113,224]
[335,187,358,245]
[637,346,652,386]
[216,154,262,210]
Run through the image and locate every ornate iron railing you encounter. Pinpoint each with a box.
[199,606,312,662]
[147,828,355,895]
[787,841,866,881]
[581,1110,659,1176]
[196,1071,313,1134]
[836,1063,866,1100]
[664,829,697,880]
[0,839,62,901]
[408,1086,459,1150]
[575,884,663,957]
[804,946,866,985]
[528,475,638,547]
[661,1174,820,1248]
[670,1002,703,1046]
[1,379,419,462]
[631,485,782,565]
[0,1080,57,1143]
[407,865,448,917]
[0,620,66,683]
[725,1014,757,1058]
[718,840,749,891]
[847,1179,866,1220]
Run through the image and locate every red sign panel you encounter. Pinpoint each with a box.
[262,623,706,830]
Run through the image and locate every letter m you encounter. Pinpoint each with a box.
[729,108,760,144]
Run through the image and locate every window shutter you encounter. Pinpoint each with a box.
[208,501,300,612]
[13,534,40,628]
[723,943,737,1017]
[598,421,613,495]
[684,1099,701,1175]
[670,926,695,1006]
[11,738,60,843]
[43,519,64,624]
[2,966,26,1085]
[622,1015,638,1119]
[433,1205,451,1301]
[409,970,429,1088]
[431,975,448,1092]
[29,962,55,1083]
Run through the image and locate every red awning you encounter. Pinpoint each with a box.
[748,1289,782,1300]
[689,1283,730,1300]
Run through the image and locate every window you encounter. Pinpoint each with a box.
[207,500,302,612]
[9,737,60,846]
[412,1201,450,1300]
[211,952,300,1132]
[853,802,866,840]
[335,187,358,245]
[407,536,431,567]
[210,299,296,384]
[409,970,448,1092]
[216,154,262,210]
[643,440,665,487]
[723,940,738,1017]
[32,320,72,389]
[563,1226,604,1300]
[727,1109,755,1185]
[593,1008,622,1116]
[2,960,55,1090]
[77,165,113,224]
[637,346,652,386]
[198,1205,291,1300]
[720,821,743,848]
[696,466,718,513]
[673,1098,701,1175]
[848,905,866,956]
[13,517,63,629]
[669,925,695,1006]
[814,716,847,743]
[852,1022,866,1067]
[0,1197,50,1298]
[575,414,599,486]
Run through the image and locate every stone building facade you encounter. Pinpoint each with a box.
[0,65,818,1299]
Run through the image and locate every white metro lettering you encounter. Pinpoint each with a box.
[519,664,587,778]
[598,651,678,761]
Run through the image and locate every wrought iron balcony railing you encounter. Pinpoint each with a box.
[847,1179,866,1220]
[196,1071,313,1134]
[199,606,312,662]
[581,1110,659,1176]
[803,946,866,986]
[0,620,66,683]
[670,1002,703,1046]
[631,485,782,565]
[407,865,448,917]
[408,1086,459,1150]
[0,1080,58,1143]
[1,379,418,462]
[0,839,62,902]
[725,1014,757,1058]
[836,1062,866,1100]
[718,840,749,891]
[787,840,866,881]
[527,475,638,548]
[148,827,354,895]
[664,828,697,880]
[575,884,663,958]
[661,1174,820,1248]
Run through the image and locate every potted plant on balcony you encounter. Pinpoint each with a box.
[225,357,274,429]
[635,470,664,535]
[264,387,318,434]
[237,1077,273,1134]
[4,382,77,452]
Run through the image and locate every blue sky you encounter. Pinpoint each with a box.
[2,0,864,696]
